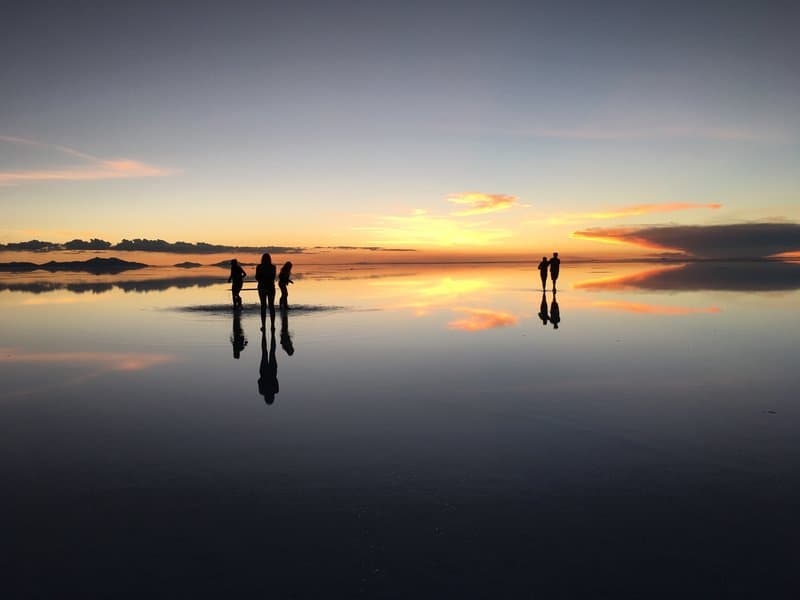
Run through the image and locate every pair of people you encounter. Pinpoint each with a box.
[228,254,294,328]
[537,252,561,290]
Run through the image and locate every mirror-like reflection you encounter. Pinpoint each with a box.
[230,311,248,359]
[280,306,294,356]
[258,330,279,404]
[1,260,798,597]
[576,261,800,292]
[550,291,561,329]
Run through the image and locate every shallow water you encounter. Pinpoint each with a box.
[2,261,799,596]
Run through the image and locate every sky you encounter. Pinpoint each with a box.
[1,0,799,258]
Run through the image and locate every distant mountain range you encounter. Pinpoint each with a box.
[0,238,306,254]
[0,238,421,255]
[0,257,147,274]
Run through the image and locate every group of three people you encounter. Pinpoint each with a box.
[229,253,294,330]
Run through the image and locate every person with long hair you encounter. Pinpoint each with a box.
[255,253,276,331]
[228,258,246,309]
[278,261,294,309]
[537,256,549,291]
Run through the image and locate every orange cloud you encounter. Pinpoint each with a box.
[448,307,518,331]
[0,135,176,184]
[448,192,517,216]
[544,202,721,225]
[570,227,685,252]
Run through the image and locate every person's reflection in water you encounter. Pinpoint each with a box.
[538,292,549,326]
[258,330,279,405]
[231,312,248,359]
[550,291,561,329]
[280,306,295,356]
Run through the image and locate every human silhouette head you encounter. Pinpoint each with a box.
[280,261,292,275]
[553,252,558,258]
[231,258,239,267]
[261,253,272,266]
[542,256,547,261]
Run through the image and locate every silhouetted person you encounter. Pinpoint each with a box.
[258,330,279,405]
[278,261,294,309]
[230,312,248,359]
[550,291,561,329]
[537,256,549,290]
[549,252,561,290]
[228,258,246,309]
[280,306,295,356]
[538,292,549,325]
[255,253,276,331]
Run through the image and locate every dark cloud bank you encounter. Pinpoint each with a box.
[0,239,417,254]
[574,223,800,258]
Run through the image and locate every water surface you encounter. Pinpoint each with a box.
[2,261,798,597]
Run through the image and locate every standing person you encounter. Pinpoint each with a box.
[278,261,294,309]
[537,256,549,291]
[255,253,277,331]
[549,252,561,291]
[228,258,246,310]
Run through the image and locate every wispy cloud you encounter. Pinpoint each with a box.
[448,307,518,331]
[448,192,518,216]
[520,127,783,143]
[540,202,721,225]
[572,222,800,257]
[0,135,176,184]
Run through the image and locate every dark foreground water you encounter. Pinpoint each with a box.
[2,261,799,597]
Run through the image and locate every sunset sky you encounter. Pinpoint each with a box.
[2,0,799,257]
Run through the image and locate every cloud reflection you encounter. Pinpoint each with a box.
[575,262,800,292]
[449,308,518,331]
[0,349,175,371]
[586,300,720,315]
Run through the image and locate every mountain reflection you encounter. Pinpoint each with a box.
[0,275,222,295]
[576,261,800,292]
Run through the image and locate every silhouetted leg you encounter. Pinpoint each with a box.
[279,284,288,309]
[268,291,276,330]
[258,288,267,331]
